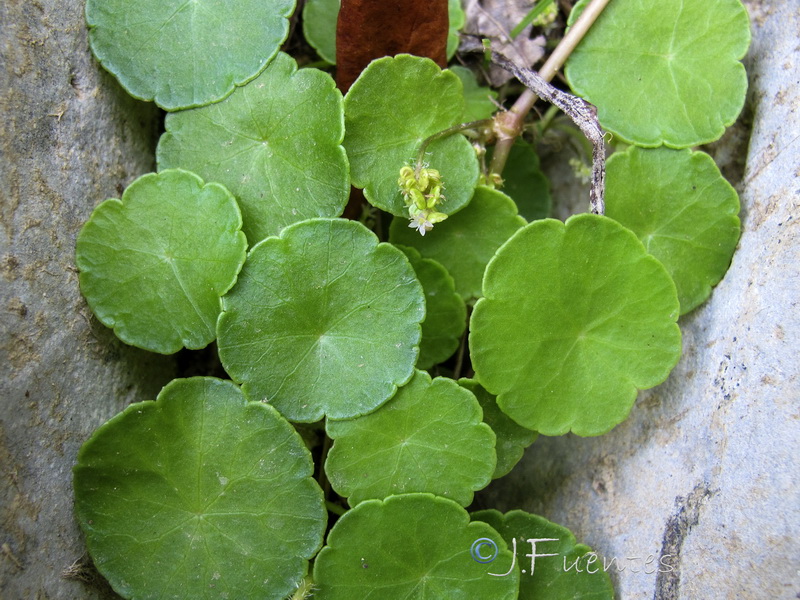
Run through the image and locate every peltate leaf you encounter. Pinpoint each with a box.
[157,52,348,245]
[325,370,496,506]
[75,169,247,354]
[343,54,479,217]
[459,379,537,479]
[605,146,741,314]
[73,377,326,600]
[470,214,682,436]
[86,0,295,110]
[313,494,520,599]
[565,0,751,147]
[396,246,466,369]
[217,218,424,422]
[472,509,615,599]
[390,186,526,301]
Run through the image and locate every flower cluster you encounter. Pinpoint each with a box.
[398,165,448,236]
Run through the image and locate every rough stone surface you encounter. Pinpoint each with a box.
[477,3,800,599]
[0,1,174,597]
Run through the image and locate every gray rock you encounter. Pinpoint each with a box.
[478,2,800,599]
[0,1,173,597]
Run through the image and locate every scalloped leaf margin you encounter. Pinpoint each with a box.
[73,377,326,600]
[76,169,247,354]
[565,0,751,147]
[217,218,424,422]
[470,214,682,436]
[86,0,296,110]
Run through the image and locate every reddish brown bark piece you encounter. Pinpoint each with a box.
[336,0,449,92]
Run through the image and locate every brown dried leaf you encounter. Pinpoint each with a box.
[336,0,449,92]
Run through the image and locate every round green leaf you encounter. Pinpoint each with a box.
[325,370,496,506]
[343,55,479,217]
[75,169,247,354]
[86,0,295,110]
[217,218,424,422]
[390,186,526,301]
[470,214,681,437]
[492,139,552,221]
[565,0,750,147]
[472,509,614,600]
[396,246,466,369]
[302,0,466,64]
[157,52,348,245]
[459,379,537,479]
[313,494,520,599]
[606,146,741,315]
[73,377,326,600]
[451,65,499,122]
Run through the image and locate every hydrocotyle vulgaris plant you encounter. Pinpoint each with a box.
[73,0,750,597]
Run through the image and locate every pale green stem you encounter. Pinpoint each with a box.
[326,500,346,516]
[415,119,494,176]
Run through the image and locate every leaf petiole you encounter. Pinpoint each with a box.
[415,119,494,176]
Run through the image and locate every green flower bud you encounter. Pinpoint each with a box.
[427,211,448,224]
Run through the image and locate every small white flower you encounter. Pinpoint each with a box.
[409,213,434,236]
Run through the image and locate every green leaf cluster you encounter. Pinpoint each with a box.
[157,52,349,244]
[562,0,746,316]
[73,2,751,597]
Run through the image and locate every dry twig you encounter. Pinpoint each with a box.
[461,37,607,214]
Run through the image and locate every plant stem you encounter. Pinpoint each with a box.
[318,433,333,498]
[488,0,612,179]
[325,501,346,516]
[536,104,561,136]
[415,119,494,176]
[452,327,469,381]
